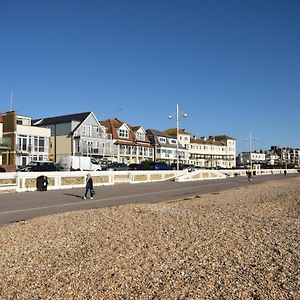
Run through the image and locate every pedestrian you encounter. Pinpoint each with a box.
[83,173,94,199]
[247,170,252,182]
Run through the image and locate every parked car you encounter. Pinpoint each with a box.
[128,163,148,170]
[141,161,172,170]
[102,162,129,171]
[171,163,195,172]
[18,161,59,172]
[0,166,6,172]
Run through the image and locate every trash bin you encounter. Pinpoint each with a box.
[36,175,48,191]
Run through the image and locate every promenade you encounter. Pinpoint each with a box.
[1,176,299,299]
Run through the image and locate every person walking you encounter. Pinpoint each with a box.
[83,173,94,199]
[247,170,252,182]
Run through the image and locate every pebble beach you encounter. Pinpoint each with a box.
[0,177,299,299]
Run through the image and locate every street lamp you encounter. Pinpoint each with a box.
[168,104,188,171]
[244,132,257,173]
[282,147,288,172]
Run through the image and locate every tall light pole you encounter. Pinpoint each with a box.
[168,104,188,171]
[282,147,288,171]
[244,132,257,174]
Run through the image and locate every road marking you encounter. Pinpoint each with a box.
[0,182,229,216]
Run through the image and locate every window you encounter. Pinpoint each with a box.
[39,137,45,152]
[82,125,87,136]
[118,129,128,138]
[136,132,145,141]
[87,125,92,137]
[17,137,22,151]
[22,137,27,151]
[159,137,166,143]
[120,145,126,154]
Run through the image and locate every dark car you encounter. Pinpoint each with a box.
[18,161,59,172]
[128,163,148,170]
[142,161,172,170]
[171,163,195,172]
[103,162,129,171]
[0,166,6,172]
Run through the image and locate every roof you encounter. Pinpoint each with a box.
[190,138,224,146]
[163,128,191,136]
[100,119,124,140]
[146,129,173,138]
[214,135,235,141]
[101,118,151,145]
[146,129,187,150]
[32,112,91,126]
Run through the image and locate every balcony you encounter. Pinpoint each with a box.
[79,146,113,156]
[74,129,112,140]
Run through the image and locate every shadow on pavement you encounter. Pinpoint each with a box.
[63,193,83,199]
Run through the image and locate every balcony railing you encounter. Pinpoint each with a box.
[74,130,112,140]
[79,147,113,156]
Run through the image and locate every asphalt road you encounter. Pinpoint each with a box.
[0,173,299,227]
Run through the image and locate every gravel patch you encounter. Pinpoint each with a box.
[0,177,299,299]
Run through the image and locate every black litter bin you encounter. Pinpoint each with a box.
[36,175,48,191]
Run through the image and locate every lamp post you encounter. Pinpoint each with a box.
[282,147,288,172]
[244,132,257,174]
[168,104,188,171]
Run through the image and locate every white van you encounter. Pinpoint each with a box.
[59,155,101,171]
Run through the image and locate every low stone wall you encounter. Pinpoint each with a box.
[0,170,180,193]
[175,169,227,182]
[1,168,297,193]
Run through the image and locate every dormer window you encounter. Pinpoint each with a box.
[118,128,128,138]
[136,132,145,141]
[159,137,166,143]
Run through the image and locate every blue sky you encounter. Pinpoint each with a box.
[1,0,299,153]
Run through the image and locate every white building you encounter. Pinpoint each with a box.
[16,115,51,166]
[237,151,266,167]
[146,129,189,165]
[189,135,236,168]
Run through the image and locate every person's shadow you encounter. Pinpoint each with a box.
[63,193,83,199]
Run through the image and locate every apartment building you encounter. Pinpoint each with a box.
[189,135,236,168]
[0,111,51,169]
[279,147,300,167]
[237,151,266,167]
[0,115,12,169]
[290,148,300,167]
[267,146,300,167]
[101,118,153,164]
[33,112,113,162]
[146,128,190,164]
[163,128,191,156]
